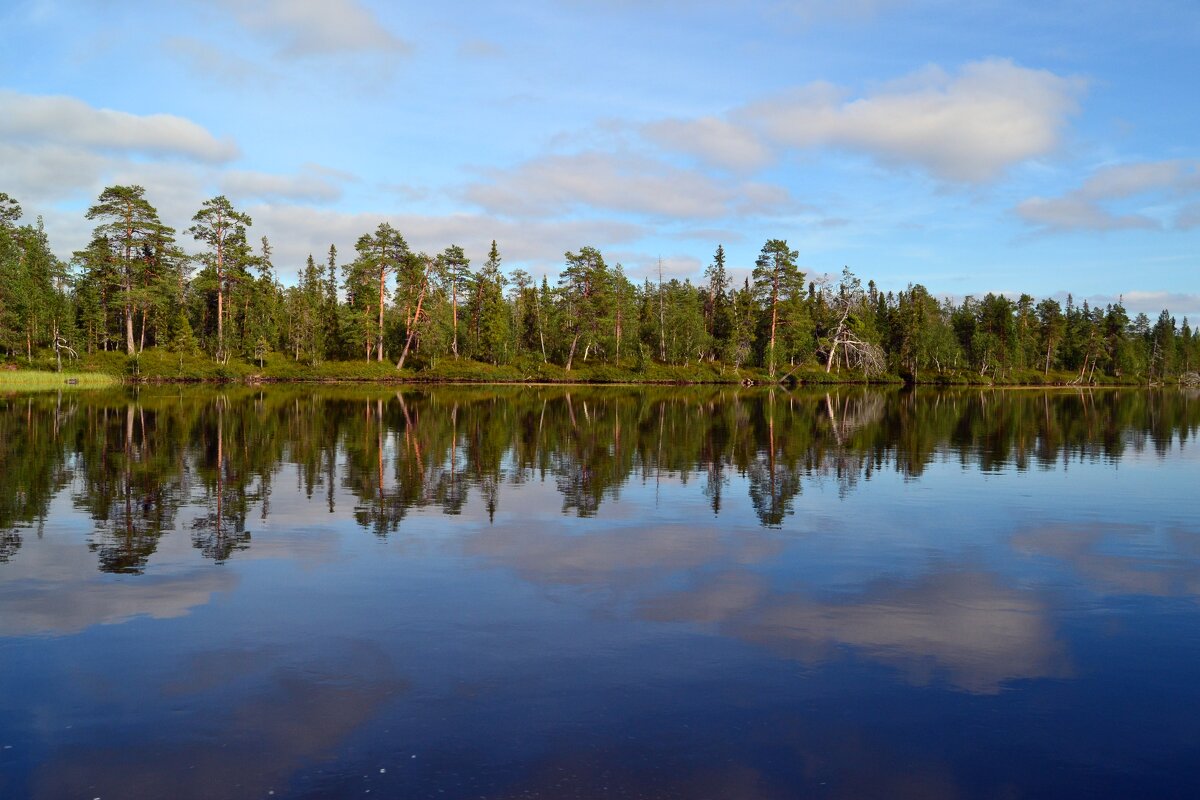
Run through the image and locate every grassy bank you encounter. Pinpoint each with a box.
[0,350,1162,388]
[9,350,781,386]
[0,369,120,390]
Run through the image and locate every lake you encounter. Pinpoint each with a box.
[0,385,1198,799]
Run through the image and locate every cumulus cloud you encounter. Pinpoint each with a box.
[0,142,113,203]
[0,91,241,217]
[0,89,238,162]
[221,165,346,203]
[164,36,276,86]
[643,116,773,172]
[738,59,1082,182]
[1016,159,1200,233]
[1014,195,1158,232]
[215,0,410,58]
[464,151,797,220]
[1077,160,1196,199]
[1114,291,1200,317]
[246,203,649,278]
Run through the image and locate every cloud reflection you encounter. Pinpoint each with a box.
[1013,523,1200,599]
[643,570,1071,694]
[32,640,407,800]
[0,568,236,637]
[469,518,1069,694]
[465,522,783,589]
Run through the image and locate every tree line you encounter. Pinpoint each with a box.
[1,186,1197,382]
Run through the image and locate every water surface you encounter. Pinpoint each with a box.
[1,386,1198,798]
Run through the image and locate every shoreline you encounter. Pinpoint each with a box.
[0,368,1166,391]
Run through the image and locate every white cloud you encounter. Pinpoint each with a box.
[606,251,704,281]
[246,204,649,280]
[458,39,505,59]
[1015,195,1159,232]
[572,0,908,23]
[222,166,345,203]
[0,142,112,203]
[1016,159,1200,233]
[163,36,276,86]
[643,116,773,171]
[739,59,1082,182]
[216,0,410,58]
[1177,202,1200,231]
[780,0,907,18]
[1114,291,1200,317]
[0,89,238,162]
[1077,160,1195,199]
[463,151,796,220]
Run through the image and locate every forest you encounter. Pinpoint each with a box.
[1,186,1197,384]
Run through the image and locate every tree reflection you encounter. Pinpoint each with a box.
[0,393,75,564]
[0,385,1195,570]
[0,528,20,563]
[191,396,251,562]
[78,399,184,573]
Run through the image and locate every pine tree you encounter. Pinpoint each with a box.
[84,186,173,355]
[350,223,409,362]
[187,196,251,361]
[559,246,610,370]
[752,239,804,376]
[703,244,732,359]
[438,244,472,358]
[474,241,509,364]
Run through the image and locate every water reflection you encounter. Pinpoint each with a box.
[32,641,406,800]
[1,387,1195,571]
[643,569,1071,694]
[1,386,1198,798]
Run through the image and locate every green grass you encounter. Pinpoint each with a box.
[0,369,119,390]
[0,347,1165,387]
[914,367,1146,387]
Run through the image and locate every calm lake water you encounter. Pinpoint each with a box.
[1,385,1198,799]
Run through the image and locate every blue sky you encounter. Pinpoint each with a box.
[1,0,1198,317]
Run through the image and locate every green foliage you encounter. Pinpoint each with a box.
[2,192,1196,386]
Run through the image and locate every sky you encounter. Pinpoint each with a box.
[1,0,1198,317]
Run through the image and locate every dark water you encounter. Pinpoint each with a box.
[1,385,1198,799]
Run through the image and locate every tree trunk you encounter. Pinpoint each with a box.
[535,288,547,363]
[125,301,135,355]
[768,284,778,377]
[452,286,459,357]
[615,303,622,362]
[565,332,581,372]
[216,274,224,355]
[396,276,427,370]
[377,266,386,362]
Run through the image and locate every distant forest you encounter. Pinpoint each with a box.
[1,186,1197,382]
